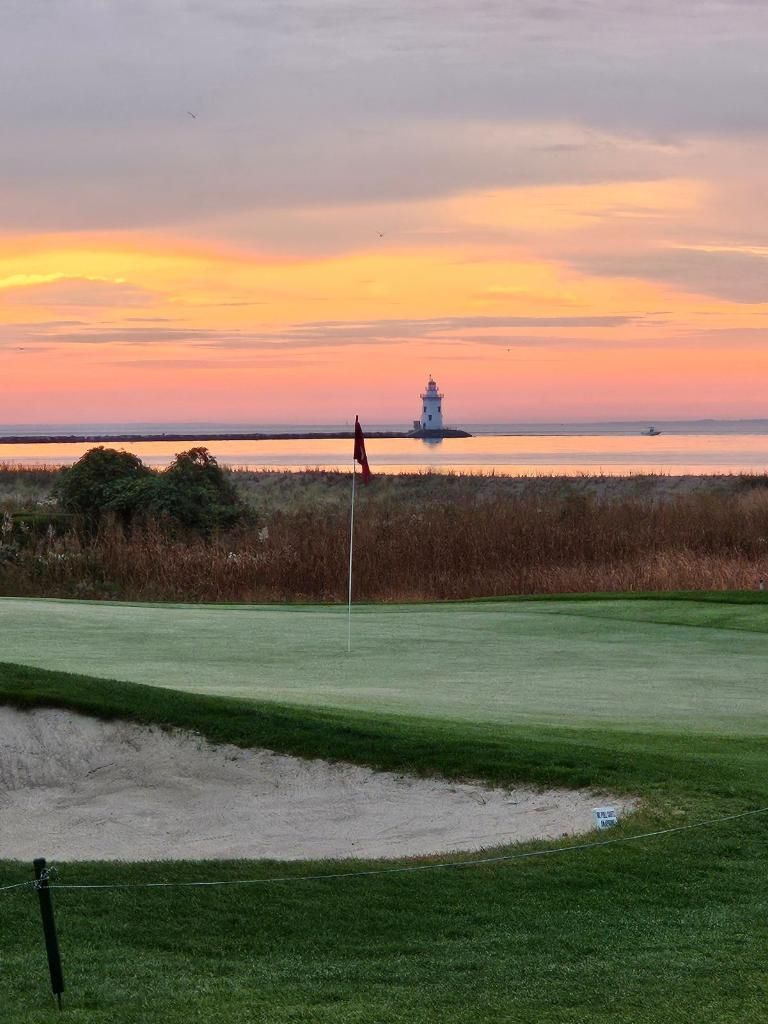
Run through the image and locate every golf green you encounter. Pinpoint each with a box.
[2,596,767,734]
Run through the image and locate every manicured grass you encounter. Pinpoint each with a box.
[1,595,768,733]
[2,662,768,1022]
[3,827,768,1024]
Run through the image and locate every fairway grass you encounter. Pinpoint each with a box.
[1,595,768,733]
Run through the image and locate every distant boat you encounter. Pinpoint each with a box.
[642,427,661,436]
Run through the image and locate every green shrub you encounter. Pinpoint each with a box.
[57,445,245,535]
[56,447,150,524]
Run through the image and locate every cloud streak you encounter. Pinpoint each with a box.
[574,248,768,303]
[0,277,157,308]
[0,313,653,351]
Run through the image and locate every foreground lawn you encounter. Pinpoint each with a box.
[2,656,768,1022]
[1,594,768,733]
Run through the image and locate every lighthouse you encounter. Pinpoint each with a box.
[418,376,444,431]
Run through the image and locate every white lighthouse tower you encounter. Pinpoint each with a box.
[418,376,444,431]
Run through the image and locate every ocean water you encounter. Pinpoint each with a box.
[1,421,767,476]
[4,419,768,436]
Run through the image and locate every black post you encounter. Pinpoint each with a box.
[33,858,64,1010]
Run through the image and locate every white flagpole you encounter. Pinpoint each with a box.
[347,454,357,653]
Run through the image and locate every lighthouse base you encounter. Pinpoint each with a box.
[409,428,472,439]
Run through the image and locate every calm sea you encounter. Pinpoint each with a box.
[2,420,768,476]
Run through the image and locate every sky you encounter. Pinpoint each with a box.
[3,0,768,424]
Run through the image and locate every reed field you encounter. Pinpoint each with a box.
[2,466,768,602]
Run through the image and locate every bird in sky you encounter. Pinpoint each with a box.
[187,111,197,119]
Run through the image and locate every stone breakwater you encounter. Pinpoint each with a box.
[0,429,472,445]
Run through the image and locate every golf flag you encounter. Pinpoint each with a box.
[348,416,370,651]
[354,416,372,483]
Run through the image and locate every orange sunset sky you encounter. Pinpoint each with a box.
[3,2,768,424]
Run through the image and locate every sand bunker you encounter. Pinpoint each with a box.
[0,708,634,861]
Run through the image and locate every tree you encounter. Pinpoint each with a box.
[56,447,150,524]
[160,447,243,533]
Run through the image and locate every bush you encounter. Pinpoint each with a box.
[161,448,244,533]
[57,446,246,535]
[111,448,244,534]
[56,448,150,524]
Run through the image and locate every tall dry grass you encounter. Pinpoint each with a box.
[2,486,768,601]
[0,464,59,512]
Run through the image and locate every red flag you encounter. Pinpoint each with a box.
[353,416,372,483]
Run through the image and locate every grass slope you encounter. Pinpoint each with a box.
[2,657,768,1022]
[1,595,768,733]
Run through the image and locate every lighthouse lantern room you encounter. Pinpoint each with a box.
[419,376,444,431]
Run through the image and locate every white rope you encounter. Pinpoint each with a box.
[2,804,766,895]
[0,864,57,893]
[0,879,37,893]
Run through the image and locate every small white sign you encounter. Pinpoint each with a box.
[593,806,619,830]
